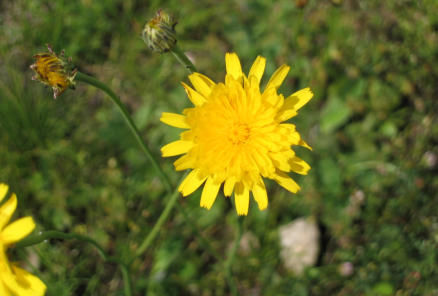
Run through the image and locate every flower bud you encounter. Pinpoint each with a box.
[142,9,177,53]
[30,44,77,99]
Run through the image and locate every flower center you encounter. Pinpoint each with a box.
[229,122,250,145]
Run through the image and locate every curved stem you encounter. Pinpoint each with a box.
[76,71,178,261]
[131,172,187,261]
[225,217,244,296]
[16,231,107,259]
[16,231,132,296]
[75,72,173,193]
[170,45,197,73]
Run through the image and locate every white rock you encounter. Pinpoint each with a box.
[279,217,320,275]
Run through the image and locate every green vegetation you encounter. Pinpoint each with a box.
[1,0,437,295]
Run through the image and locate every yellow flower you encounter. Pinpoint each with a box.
[30,44,77,99]
[0,183,46,296]
[161,53,313,215]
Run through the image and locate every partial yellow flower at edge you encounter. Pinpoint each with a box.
[0,183,46,296]
[160,53,313,216]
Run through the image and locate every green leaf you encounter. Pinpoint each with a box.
[320,97,352,133]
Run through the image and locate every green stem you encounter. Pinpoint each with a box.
[225,217,244,296]
[16,231,132,296]
[131,173,185,261]
[16,231,107,259]
[170,45,197,73]
[76,72,173,193]
[120,264,133,296]
[76,71,179,260]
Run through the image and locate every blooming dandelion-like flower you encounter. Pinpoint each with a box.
[161,53,313,215]
[30,44,77,99]
[0,183,46,296]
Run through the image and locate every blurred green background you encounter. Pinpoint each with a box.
[1,0,437,295]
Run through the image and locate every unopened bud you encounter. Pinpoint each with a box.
[142,9,177,53]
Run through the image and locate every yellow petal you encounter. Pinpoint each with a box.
[161,141,193,157]
[188,73,215,99]
[200,177,221,210]
[265,64,290,90]
[160,112,190,129]
[181,82,206,106]
[249,148,274,176]
[284,130,301,145]
[178,169,207,196]
[272,171,300,193]
[283,87,313,112]
[0,183,8,203]
[223,177,236,197]
[252,178,268,210]
[2,216,35,245]
[225,74,240,88]
[289,157,311,175]
[11,265,47,296]
[298,139,313,150]
[278,123,296,134]
[0,282,8,296]
[234,182,250,216]
[180,130,195,141]
[225,52,243,80]
[263,87,284,109]
[247,76,261,101]
[0,193,17,230]
[269,152,293,172]
[248,56,266,85]
[174,154,195,171]
[1,272,22,295]
[276,108,298,122]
